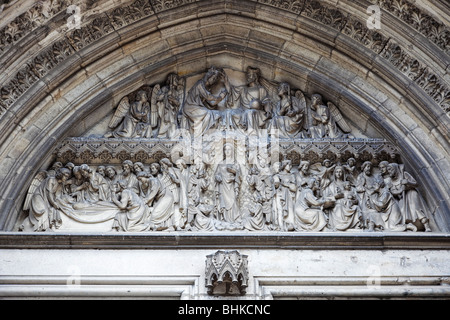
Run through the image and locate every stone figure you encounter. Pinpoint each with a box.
[343,157,357,185]
[188,164,211,226]
[272,160,297,231]
[133,162,146,176]
[294,177,330,232]
[192,198,215,232]
[243,166,266,231]
[387,163,431,232]
[104,166,118,192]
[356,161,380,229]
[268,82,306,138]
[227,66,274,136]
[112,179,149,232]
[19,168,71,232]
[296,160,313,191]
[255,154,274,227]
[47,162,63,177]
[181,66,227,137]
[366,177,415,232]
[159,158,182,228]
[214,143,242,224]
[106,90,150,138]
[324,166,361,231]
[117,160,140,194]
[174,158,190,227]
[317,159,336,193]
[80,164,111,202]
[97,166,106,178]
[145,164,175,231]
[378,161,390,184]
[308,94,351,138]
[68,165,88,202]
[150,73,185,138]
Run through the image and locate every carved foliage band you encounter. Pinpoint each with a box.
[0,0,448,115]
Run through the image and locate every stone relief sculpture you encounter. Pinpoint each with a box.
[19,67,435,233]
[105,90,150,139]
[308,94,352,139]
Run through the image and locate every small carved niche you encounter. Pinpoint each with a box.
[205,250,249,296]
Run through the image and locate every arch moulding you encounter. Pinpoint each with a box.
[0,0,449,234]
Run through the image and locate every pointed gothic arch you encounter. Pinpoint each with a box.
[0,0,448,233]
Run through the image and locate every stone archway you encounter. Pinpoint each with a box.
[0,0,448,232]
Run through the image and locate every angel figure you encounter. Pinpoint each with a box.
[105,90,150,138]
[149,73,186,138]
[307,94,352,139]
[268,83,306,139]
[20,168,72,232]
[387,163,432,232]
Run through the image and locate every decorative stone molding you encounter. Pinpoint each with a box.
[376,0,450,54]
[257,0,304,14]
[205,250,249,296]
[54,137,401,166]
[0,0,75,54]
[0,0,448,115]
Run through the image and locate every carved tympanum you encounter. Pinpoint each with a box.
[19,67,433,233]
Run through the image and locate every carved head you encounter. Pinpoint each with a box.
[311,94,323,107]
[323,159,332,167]
[80,164,91,178]
[137,171,150,186]
[175,158,187,169]
[160,158,173,170]
[223,143,234,159]
[133,162,145,173]
[150,162,161,176]
[306,177,319,190]
[246,66,261,85]
[343,181,352,191]
[278,82,290,96]
[361,161,373,175]
[136,90,148,102]
[56,168,71,182]
[379,161,389,175]
[387,163,400,179]
[334,166,345,180]
[204,67,222,87]
[51,162,63,171]
[105,166,117,179]
[97,166,105,177]
[73,166,83,180]
[122,160,133,175]
[299,160,310,173]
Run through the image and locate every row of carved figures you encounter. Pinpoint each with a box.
[104,66,353,140]
[20,150,432,233]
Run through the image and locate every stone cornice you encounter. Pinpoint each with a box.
[0,232,448,250]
